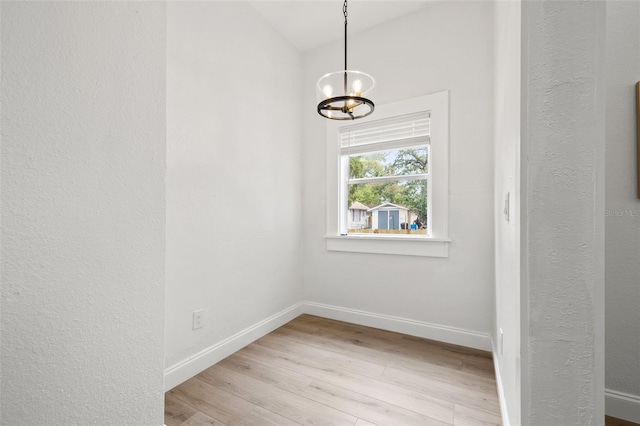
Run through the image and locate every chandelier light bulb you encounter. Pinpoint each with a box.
[352,79,363,96]
[323,85,334,99]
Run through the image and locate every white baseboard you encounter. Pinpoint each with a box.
[491,337,511,426]
[606,389,640,424]
[164,302,304,391]
[303,301,492,351]
[164,300,492,391]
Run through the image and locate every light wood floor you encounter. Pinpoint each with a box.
[165,315,502,425]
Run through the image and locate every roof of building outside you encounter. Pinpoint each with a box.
[367,202,409,212]
[349,201,369,211]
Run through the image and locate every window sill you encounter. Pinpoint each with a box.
[325,235,450,257]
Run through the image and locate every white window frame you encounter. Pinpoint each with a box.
[325,91,450,257]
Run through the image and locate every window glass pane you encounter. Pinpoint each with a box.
[348,147,428,179]
[347,179,427,235]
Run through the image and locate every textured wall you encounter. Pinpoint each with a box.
[302,2,495,336]
[605,0,640,402]
[1,2,166,425]
[493,1,521,424]
[521,1,605,424]
[165,1,303,375]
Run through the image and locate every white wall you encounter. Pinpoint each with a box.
[302,2,495,341]
[165,1,303,387]
[605,0,640,421]
[520,1,605,424]
[1,2,166,424]
[493,1,521,424]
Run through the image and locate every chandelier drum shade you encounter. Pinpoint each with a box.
[316,0,375,120]
[317,70,375,120]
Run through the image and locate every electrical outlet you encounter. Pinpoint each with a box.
[193,310,204,330]
[499,328,504,356]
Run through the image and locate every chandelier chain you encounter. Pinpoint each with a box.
[343,0,348,23]
[343,0,348,71]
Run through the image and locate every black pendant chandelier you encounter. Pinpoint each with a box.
[316,0,375,120]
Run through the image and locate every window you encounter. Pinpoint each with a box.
[339,113,430,236]
[325,92,450,257]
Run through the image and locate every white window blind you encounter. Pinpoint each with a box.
[340,112,430,155]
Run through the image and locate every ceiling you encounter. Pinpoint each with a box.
[247,1,433,52]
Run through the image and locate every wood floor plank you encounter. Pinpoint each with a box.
[275,323,466,372]
[245,338,455,424]
[271,325,429,370]
[179,411,227,426]
[164,394,205,426]
[166,315,503,426]
[281,314,325,333]
[453,404,502,426]
[390,360,498,395]
[302,379,450,426]
[164,393,228,425]
[605,416,640,426]
[461,360,498,380]
[168,376,298,426]
[381,366,501,416]
[257,331,387,378]
[354,419,380,426]
[198,364,358,426]
[293,315,492,366]
[217,349,314,394]
[275,323,495,392]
